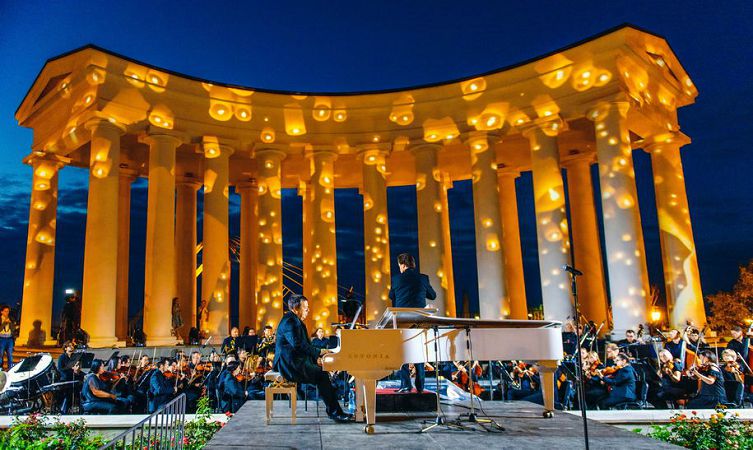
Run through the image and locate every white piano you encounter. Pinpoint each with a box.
[322,307,563,433]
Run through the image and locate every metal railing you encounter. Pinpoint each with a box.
[99,394,186,450]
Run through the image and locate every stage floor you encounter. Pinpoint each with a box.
[205,400,681,449]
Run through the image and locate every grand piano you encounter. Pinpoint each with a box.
[322,307,564,433]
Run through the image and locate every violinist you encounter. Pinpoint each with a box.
[583,351,608,409]
[505,361,540,400]
[663,329,684,360]
[133,356,155,413]
[218,361,247,413]
[684,327,707,354]
[596,353,637,409]
[221,327,241,356]
[721,348,744,384]
[656,349,686,405]
[148,358,176,413]
[111,355,137,411]
[561,321,578,357]
[81,359,124,414]
[686,350,726,409]
[604,343,619,367]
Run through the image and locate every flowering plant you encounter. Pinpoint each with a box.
[182,395,229,450]
[644,407,753,449]
[0,414,105,449]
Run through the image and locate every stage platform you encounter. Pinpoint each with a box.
[205,400,681,449]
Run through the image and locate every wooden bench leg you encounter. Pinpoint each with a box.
[265,388,272,424]
[290,389,297,425]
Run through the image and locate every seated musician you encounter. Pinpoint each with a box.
[221,327,241,356]
[388,252,436,393]
[184,351,206,411]
[686,350,726,409]
[311,328,329,350]
[616,329,644,359]
[726,326,751,360]
[604,343,619,367]
[596,353,637,409]
[273,294,352,423]
[720,349,744,405]
[663,329,684,360]
[583,351,608,409]
[243,327,259,354]
[561,321,578,357]
[685,327,706,354]
[111,355,136,412]
[656,349,686,406]
[57,341,83,414]
[133,356,155,413]
[81,359,123,414]
[505,361,540,401]
[148,358,176,413]
[256,325,276,362]
[218,361,247,413]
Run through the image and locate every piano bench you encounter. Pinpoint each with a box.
[264,371,297,425]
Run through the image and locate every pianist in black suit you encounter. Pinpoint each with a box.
[273,294,352,423]
[388,252,437,393]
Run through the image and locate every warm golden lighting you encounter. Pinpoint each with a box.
[260,127,275,143]
[460,77,486,100]
[313,96,331,121]
[284,104,306,135]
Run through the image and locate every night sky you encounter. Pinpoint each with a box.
[0,1,751,328]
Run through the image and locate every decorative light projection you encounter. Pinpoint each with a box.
[260,127,275,143]
[647,133,705,327]
[255,149,286,329]
[308,151,339,333]
[148,104,174,129]
[473,102,508,131]
[361,147,391,321]
[313,96,331,121]
[590,102,649,332]
[524,120,572,322]
[422,117,460,143]
[284,103,307,136]
[203,84,254,123]
[389,94,415,125]
[332,102,347,122]
[460,77,487,101]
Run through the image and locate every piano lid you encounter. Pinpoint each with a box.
[377,307,561,330]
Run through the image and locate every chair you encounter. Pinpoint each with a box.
[724,380,744,408]
[612,371,648,410]
[264,371,297,425]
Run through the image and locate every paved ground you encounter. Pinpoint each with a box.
[206,400,682,449]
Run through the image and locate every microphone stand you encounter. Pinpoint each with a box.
[566,266,590,450]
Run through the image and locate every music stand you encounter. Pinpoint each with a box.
[16,355,43,402]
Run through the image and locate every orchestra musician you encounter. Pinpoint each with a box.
[218,361,247,413]
[57,341,83,414]
[726,326,752,360]
[81,359,125,414]
[595,353,637,409]
[686,350,726,409]
[311,328,329,350]
[583,351,608,409]
[656,349,686,406]
[257,325,276,360]
[721,348,745,405]
[273,294,352,423]
[685,327,707,354]
[604,343,619,367]
[148,358,177,413]
[616,329,644,359]
[561,321,578,357]
[505,361,540,400]
[388,252,436,393]
[663,329,684,360]
[242,327,258,354]
[221,327,241,356]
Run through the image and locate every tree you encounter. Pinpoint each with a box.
[706,260,753,331]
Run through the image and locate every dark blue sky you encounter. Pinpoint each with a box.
[1,1,752,326]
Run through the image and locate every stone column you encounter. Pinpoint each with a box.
[589,102,650,335]
[359,147,391,323]
[255,148,286,329]
[497,168,528,320]
[141,133,181,346]
[20,154,67,346]
[469,134,508,319]
[237,180,259,330]
[414,144,455,316]
[81,118,124,348]
[307,150,339,333]
[646,133,705,327]
[523,119,572,322]
[202,141,234,339]
[175,177,200,339]
[115,169,137,342]
[564,155,609,328]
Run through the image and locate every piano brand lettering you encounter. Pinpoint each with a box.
[347,352,390,360]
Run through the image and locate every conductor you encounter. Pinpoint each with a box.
[388,252,437,393]
[273,294,353,423]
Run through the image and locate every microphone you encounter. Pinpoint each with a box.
[561,265,583,276]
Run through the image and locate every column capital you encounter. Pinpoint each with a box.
[306,148,338,162]
[176,176,202,190]
[641,131,691,153]
[411,143,442,154]
[496,163,521,179]
[201,136,236,159]
[586,100,631,122]
[466,131,500,153]
[84,116,127,135]
[561,151,596,168]
[138,129,187,147]
[235,178,259,192]
[254,147,287,161]
[118,167,139,183]
[357,144,390,163]
[22,152,71,170]
[520,116,567,138]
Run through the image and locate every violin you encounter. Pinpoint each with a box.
[98,371,125,384]
[599,366,619,377]
[163,370,176,380]
[725,361,744,383]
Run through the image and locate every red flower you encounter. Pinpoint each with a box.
[692,411,698,415]
[225,411,233,417]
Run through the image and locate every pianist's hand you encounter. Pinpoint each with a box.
[319,348,330,356]
[316,357,323,367]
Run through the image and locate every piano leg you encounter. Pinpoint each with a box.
[362,379,377,434]
[355,378,365,423]
[539,360,557,418]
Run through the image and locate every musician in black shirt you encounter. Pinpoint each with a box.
[686,350,726,409]
[726,326,751,360]
[664,329,684,360]
[221,327,241,356]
